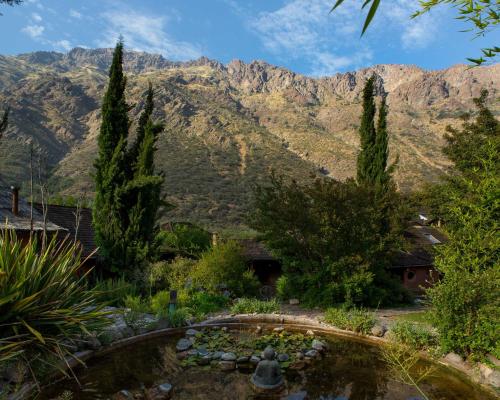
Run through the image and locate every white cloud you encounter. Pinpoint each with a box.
[98,8,201,61]
[22,24,45,38]
[69,9,82,19]
[247,0,441,75]
[249,0,371,74]
[382,0,438,49]
[52,39,72,51]
[31,12,42,22]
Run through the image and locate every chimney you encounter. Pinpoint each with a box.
[11,186,19,216]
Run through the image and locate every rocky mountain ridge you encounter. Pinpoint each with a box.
[0,48,498,227]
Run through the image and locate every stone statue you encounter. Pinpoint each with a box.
[251,346,284,392]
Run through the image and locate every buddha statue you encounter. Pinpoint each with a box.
[251,346,284,392]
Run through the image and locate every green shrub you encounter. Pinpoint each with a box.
[230,298,280,314]
[159,223,211,257]
[275,275,291,300]
[324,307,375,334]
[124,295,151,314]
[0,232,109,378]
[181,291,228,317]
[251,174,411,308]
[191,241,259,297]
[389,321,438,350]
[93,277,138,307]
[167,307,191,328]
[151,290,171,318]
[164,257,197,291]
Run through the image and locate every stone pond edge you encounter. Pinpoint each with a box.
[8,313,498,399]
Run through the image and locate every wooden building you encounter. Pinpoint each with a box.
[33,203,98,265]
[0,181,64,243]
[239,239,281,297]
[390,223,447,294]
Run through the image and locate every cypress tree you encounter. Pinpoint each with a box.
[93,40,131,273]
[373,96,390,191]
[357,76,377,185]
[94,44,165,277]
[122,84,165,267]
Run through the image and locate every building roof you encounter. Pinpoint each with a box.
[238,239,276,261]
[0,180,63,232]
[391,223,448,269]
[33,203,97,258]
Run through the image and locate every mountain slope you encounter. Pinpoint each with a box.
[0,48,498,228]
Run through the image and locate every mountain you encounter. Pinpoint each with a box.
[0,48,498,228]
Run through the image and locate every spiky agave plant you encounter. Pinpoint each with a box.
[0,230,109,382]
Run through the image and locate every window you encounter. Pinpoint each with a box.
[407,271,416,281]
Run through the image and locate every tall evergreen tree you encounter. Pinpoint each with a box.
[121,84,165,268]
[93,42,165,277]
[357,76,377,185]
[93,40,131,273]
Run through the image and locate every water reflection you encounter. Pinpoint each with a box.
[38,328,493,400]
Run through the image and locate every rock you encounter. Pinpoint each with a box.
[147,382,173,400]
[479,363,500,387]
[219,361,236,370]
[295,352,304,360]
[176,338,192,352]
[311,339,326,352]
[187,349,198,356]
[255,326,263,334]
[158,383,172,395]
[370,325,387,337]
[305,330,315,336]
[86,336,102,350]
[305,349,319,359]
[277,353,290,362]
[289,299,300,305]
[273,327,285,333]
[198,355,212,365]
[444,352,463,365]
[221,352,237,361]
[113,390,134,400]
[176,351,189,360]
[289,361,306,370]
[250,355,261,365]
[237,356,249,363]
[197,347,209,356]
[185,328,199,337]
[211,351,223,360]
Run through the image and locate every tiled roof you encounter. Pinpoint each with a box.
[391,223,448,269]
[33,203,97,258]
[238,239,276,261]
[0,181,63,232]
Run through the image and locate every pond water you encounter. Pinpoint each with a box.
[39,324,494,400]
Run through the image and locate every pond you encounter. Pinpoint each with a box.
[38,324,494,400]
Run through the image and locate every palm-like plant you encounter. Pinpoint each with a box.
[0,231,109,382]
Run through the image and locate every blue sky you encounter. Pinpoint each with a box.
[1,0,498,76]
